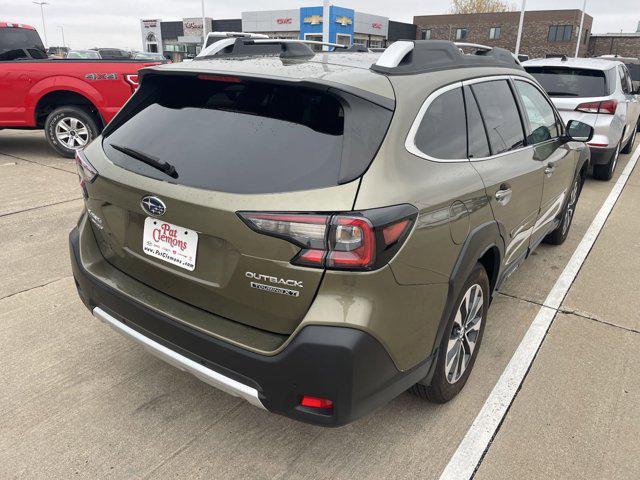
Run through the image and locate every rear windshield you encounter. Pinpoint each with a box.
[102,74,392,194]
[627,63,640,82]
[0,27,46,60]
[525,67,609,97]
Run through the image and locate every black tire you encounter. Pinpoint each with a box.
[44,106,99,158]
[592,142,620,181]
[544,173,581,245]
[621,124,638,154]
[410,263,489,403]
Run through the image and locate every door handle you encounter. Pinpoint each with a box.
[545,162,556,177]
[495,186,512,205]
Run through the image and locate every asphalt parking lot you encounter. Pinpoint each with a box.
[1,129,639,479]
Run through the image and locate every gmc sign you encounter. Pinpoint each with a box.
[277,18,292,24]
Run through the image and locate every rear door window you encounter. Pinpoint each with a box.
[525,66,608,97]
[103,74,392,194]
[413,87,467,160]
[463,86,490,159]
[514,80,560,144]
[471,80,526,155]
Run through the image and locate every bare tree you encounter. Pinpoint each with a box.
[449,0,516,14]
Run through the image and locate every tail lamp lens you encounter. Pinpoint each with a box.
[75,150,97,184]
[238,208,416,271]
[576,99,617,115]
[326,217,375,268]
[240,214,328,249]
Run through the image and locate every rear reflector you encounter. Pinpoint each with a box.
[300,396,334,409]
[588,143,609,148]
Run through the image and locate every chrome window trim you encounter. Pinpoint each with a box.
[406,74,547,163]
[404,81,468,163]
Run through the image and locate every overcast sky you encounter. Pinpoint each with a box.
[4,0,640,50]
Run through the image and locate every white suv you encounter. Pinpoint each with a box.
[524,57,640,180]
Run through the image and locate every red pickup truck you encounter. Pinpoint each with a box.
[0,22,160,157]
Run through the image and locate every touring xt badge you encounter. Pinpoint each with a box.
[245,272,303,297]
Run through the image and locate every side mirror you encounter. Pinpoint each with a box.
[566,120,594,143]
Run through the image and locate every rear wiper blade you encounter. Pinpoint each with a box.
[545,92,579,97]
[110,143,178,179]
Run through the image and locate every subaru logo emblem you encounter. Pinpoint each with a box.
[141,195,166,217]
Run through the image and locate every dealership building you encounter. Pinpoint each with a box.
[241,6,389,49]
[141,5,416,60]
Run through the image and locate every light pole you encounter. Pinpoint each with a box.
[514,0,526,56]
[58,25,65,48]
[201,0,207,43]
[33,2,49,47]
[322,0,330,51]
[575,0,587,58]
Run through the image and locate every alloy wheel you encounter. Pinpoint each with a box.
[445,284,484,384]
[55,117,90,149]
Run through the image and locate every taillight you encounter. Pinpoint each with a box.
[238,205,417,271]
[575,99,617,115]
[125,74,139,92]
[75,149,97,198]
[326,216,376,268]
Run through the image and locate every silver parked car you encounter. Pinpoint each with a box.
[524,57,640,180]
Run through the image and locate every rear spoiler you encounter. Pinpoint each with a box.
[102,67,395,138]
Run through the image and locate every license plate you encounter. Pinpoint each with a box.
[143,217,198,271]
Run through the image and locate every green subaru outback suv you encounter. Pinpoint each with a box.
[70,40,593,426]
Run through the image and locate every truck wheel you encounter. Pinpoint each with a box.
[410,263,489,403]
[544,173,581,245]
[592,142,620,181]
[44,106,99,158]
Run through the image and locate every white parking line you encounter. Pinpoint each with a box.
[439,143,640,480]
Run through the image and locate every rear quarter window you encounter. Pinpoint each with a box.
[413,87,467,160]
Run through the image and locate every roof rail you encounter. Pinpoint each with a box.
[371,40,522,75]
[197,38,348,60]
[454,42,493,51]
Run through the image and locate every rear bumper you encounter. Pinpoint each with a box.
[69,226,431,427]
